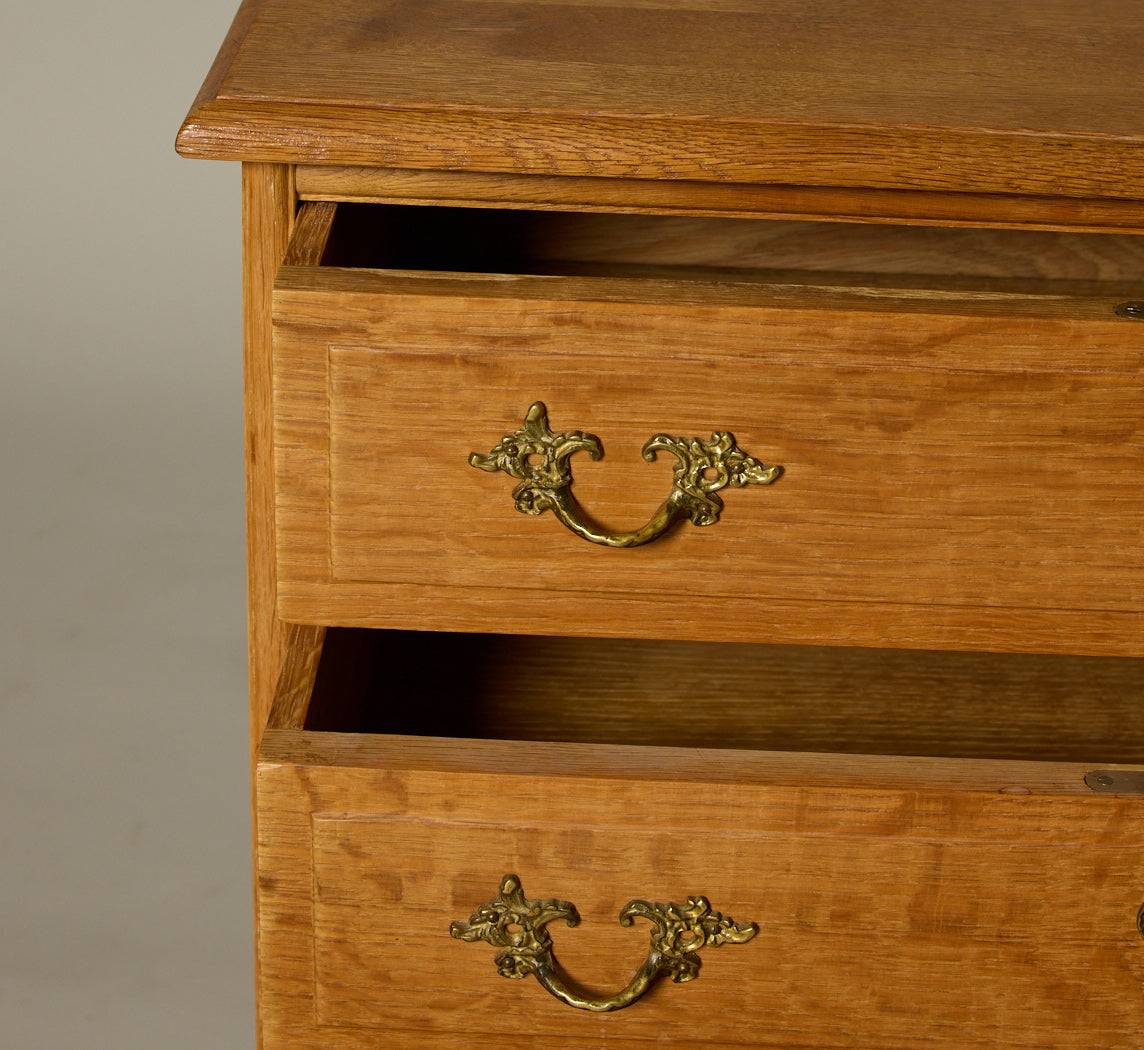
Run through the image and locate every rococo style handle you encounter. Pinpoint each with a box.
[469,402,782,547]
[450,874,758,1013]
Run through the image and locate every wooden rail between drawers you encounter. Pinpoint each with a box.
[297,166,1144,234]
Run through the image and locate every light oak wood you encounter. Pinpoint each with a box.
[195,0,1144,138]
[256,630,1144,1049]
[278,198,332,267]
[181,97,1144,200]
[242,162,296,1050]
[260,753,1144,1048]
[513,217,1144,282]
[177,7,1144,1046]
[243,163,295,755]
[177,0,1144,200]
[297,166,1144,235]
[284,590,1144,660]
[272,218,1144,655]
[265,623,325,731]
[183,0,262,121]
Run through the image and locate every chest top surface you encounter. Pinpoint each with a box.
[179,0,1144,199]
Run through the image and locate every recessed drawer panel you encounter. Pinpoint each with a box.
[256,625,1144,1050]
[272,203,1144,654]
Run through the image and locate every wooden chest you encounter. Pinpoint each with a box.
[178,3,1144,1046]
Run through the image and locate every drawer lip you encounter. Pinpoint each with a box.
[274,257,1144,327]
[259,624,1144,796]
[259,725,1135,800]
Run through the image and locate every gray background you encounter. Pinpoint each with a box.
[3,1,256,1045]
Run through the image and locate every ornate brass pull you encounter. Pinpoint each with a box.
[450,874,758,1012]
[469,402,782,548]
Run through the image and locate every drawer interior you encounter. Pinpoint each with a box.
[259,624,1144,1050]
[300,627,1144,765]
[319,201,1144,285]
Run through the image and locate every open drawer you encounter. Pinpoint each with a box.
[272,202,1144,656]
[256,624,1144,1050]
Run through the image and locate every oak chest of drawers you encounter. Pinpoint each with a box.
[179,3,1144,1046]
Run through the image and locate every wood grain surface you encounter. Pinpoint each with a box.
[242,162,296,1050]
[257,731,1144,1049]
[177,0,1144,198]
[254,628,1144,1048]
[243,163,295,755]
[177,6,1144,1047]
[296,167,1144,234]
[264,622,325,732]
[271,216,1144,654]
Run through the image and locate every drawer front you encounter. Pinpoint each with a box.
[256,632,1144,1050]
[259,754,1144,1050]
[273,264,1143,654]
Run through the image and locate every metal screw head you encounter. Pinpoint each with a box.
[1114,301,1144,319]
[1086,769,1144,793]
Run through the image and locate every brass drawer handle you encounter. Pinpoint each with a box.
[450,873,758,1013]
[470,403,782,548]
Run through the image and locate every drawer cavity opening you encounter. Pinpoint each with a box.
[313,201,1144,287]
[286,626,1144,765]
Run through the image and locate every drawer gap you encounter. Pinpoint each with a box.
[320,202,1144,286]
[303,627,1144,764]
